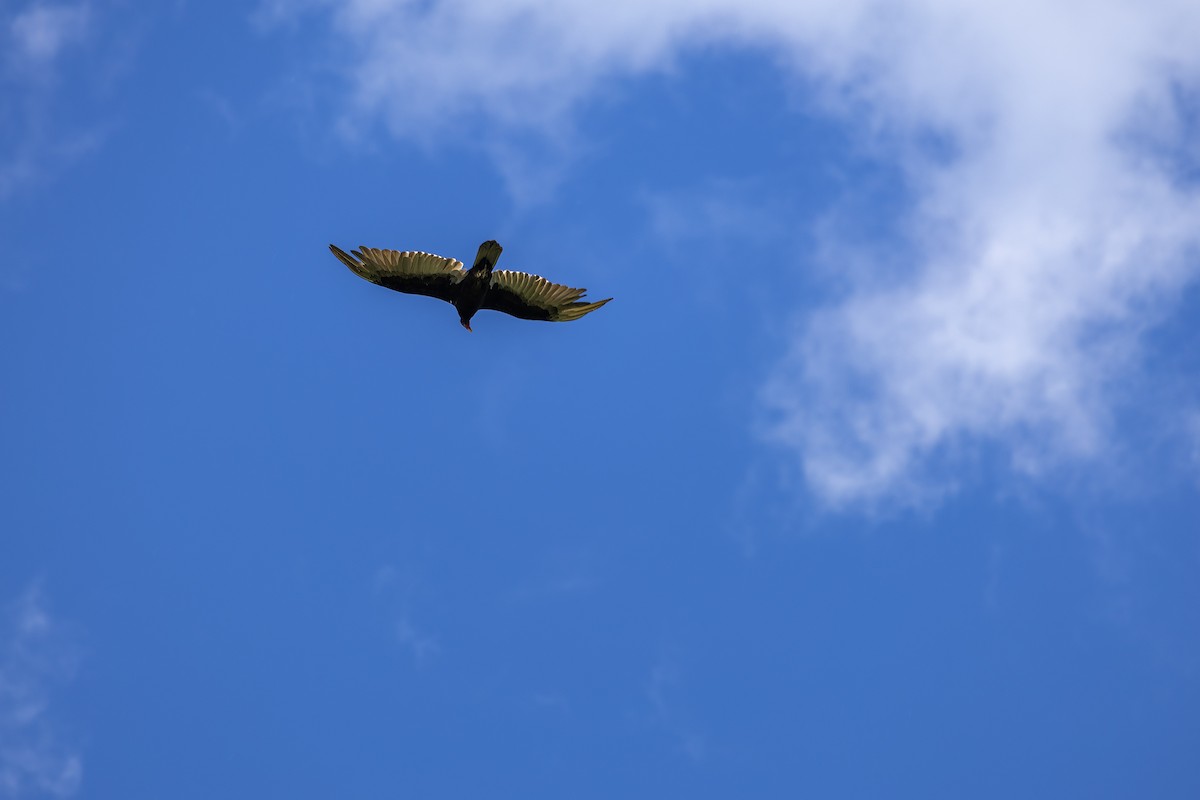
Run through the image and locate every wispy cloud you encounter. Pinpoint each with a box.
[643,656,706,762]
[0,583,82,800]
[1187,410,1200,486]
[268,0,1200,507]
[394,616,440,664]
[1,1,104,202]
[8,2,90,65]
[372,565,440,665]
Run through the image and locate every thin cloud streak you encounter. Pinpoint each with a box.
[0,584,82,800]
[644,657,706,762]
[1,1,96,201]
[267,0,1200,507]
[1188,410,1200,486]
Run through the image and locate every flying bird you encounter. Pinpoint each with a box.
[329,240,611,331]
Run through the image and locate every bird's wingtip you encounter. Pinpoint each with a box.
[329,243,369,276]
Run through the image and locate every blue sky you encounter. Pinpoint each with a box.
[3,0,1199,797]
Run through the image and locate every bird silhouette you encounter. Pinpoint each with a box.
[329,240,611,331]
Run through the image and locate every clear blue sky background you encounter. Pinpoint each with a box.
[3,2,1199,798]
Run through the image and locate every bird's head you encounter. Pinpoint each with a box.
[460,318,473,332]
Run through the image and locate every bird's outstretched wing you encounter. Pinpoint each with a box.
[481,270,612,321]
[329,244,465,303]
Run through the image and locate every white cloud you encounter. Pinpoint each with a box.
[760,1,1200,507]
[1,2,96,202]
[0,584,82,800]
[270,0,1200,506]
[8,3,90,64]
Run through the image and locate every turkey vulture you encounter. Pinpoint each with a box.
[329,240,611,331]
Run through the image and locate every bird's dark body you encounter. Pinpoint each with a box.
[453,243,500,329]
[454,269,492,327]
[329,238,610,330]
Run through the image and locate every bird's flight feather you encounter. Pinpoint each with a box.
[481,270,612,321]
[330,244,464,301]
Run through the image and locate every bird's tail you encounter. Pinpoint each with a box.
[473,240,503,269]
